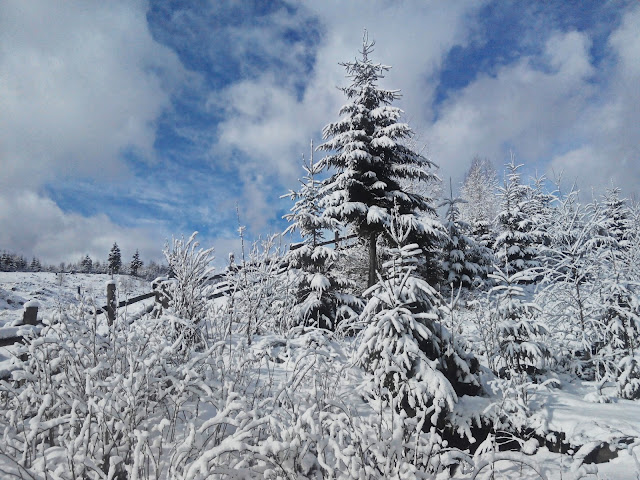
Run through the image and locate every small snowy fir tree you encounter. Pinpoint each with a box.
[108,242,122,275]
[81,254,92,273]
[438,182,484,290]
[594,279,640,399]
[130,249,143,277]
[593,186,633,265]
[283,142,361,330]
[525,173,555,250]
[494,159,542,277]
[30,257,41,272]
[317,34,442,287]
[489,266,549,376]
[356,206,481,428]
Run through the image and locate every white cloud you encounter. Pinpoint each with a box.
[0,0,184,263]
[426,30,595,185]
[0,0,183,190]
[548,5,640,198]
[0,191,166,265]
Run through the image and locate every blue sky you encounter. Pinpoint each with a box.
[1,0,638,266]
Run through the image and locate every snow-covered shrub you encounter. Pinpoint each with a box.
[223,233,296,341]
[356,209,481,430]
[0,296,225,478]
[162,232,214,323]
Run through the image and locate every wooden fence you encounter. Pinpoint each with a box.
[0,235,358,376]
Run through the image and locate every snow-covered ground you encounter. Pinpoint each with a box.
[0,272,154,376]
[1,272,640,478]
[0,272,152,325]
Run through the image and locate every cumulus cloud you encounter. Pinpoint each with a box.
[424,4,640,200]
[0,0,182,190]
[0,191,166,265]
[549,5,640,199]
[0,0,184,263]
[426,30,595,185]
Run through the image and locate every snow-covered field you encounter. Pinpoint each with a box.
[1,271,640,478]
[0,272,154,377]
[0,272,152,326]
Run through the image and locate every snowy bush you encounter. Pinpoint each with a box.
[162,232,214,323]
[222,233,296,341]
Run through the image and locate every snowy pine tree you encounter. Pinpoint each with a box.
[80,254,92,273]
[130,249,143,277]
[29,257,41,272]
[108,242,122,275]
[594,186,633,266]
[318,35,442,287]
[356,207,481,427]
[489,267,549,376]
[494,159,541,277]
[283,142,361,330]
[438,183,483,290]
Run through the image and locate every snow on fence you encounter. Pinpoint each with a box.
[288,232,358,251]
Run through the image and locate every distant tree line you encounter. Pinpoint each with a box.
[0,244,167,280]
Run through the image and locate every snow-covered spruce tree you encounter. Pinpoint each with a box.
[489,266,549,377]
[356,206,481,429]
[81,254,92,273]
[525,173,555,250]
[282,143,361,331]
[594,186,633,263]
[438,183,485,291]
[494,159,542,277]
[317,35,443,288]
[130,249,143,277]
[594,279,640,399]
[108,242,122,275]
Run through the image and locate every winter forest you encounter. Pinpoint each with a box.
[2,38,640,479]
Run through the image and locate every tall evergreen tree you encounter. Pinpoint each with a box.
[283,142,360,330]
[108,243,122,275]
[317,35,442,287]
[130,250,143,277]
[30,257,41,272]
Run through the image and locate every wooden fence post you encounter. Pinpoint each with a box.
[107,282,116,326]
[22,300,39,326]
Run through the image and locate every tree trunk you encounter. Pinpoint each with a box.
[368,231,378,287]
